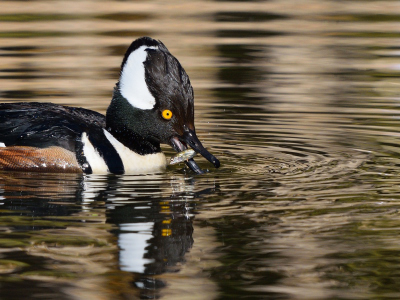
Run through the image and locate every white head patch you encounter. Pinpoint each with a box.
[119,45,158,110]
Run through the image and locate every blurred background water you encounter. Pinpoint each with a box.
[1,0,400,299]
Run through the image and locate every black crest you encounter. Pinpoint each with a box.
[120,37,163,72]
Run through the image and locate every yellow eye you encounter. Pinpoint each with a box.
[162,109,173,120]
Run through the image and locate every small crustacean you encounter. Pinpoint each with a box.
[169,149,197,165]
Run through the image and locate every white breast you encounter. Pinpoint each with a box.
[103,129,167,174]
[81,132,109,173]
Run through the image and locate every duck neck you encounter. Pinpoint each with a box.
[105,88,161,155]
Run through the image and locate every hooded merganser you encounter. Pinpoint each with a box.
[0,37,220,174]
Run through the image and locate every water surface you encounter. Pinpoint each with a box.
[1,0,400,299]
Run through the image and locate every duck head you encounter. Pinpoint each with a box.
[106,37,220,174]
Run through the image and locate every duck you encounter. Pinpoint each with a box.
[0,37,220,174]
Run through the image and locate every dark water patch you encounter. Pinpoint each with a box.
[0,68,38,73]
[106,44,130,57]
[215,11,286,22]
[216,44,265,63]
[99,67,120,79]
[96,13,152,22]
[0,252,74,300]
[366,70,400,78]
[213,43,270,112]
[202,216,288,300]
[0,45,37,57]
[0,31,85,38]
[0,66,44,81]
[0,74,42,80]
[213,86,265,103]
[218,66,265,85]
[1,90,40,99]
[1,90,71,99]
[326,31,400,38]
[98,30,152,37]
[319,13,400,23]
[0,14,83,22]
[216,29,283,38]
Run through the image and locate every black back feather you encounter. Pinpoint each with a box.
[0,102,106,151]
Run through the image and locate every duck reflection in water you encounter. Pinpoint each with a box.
[91,174,219,299]
[105,176,196,297]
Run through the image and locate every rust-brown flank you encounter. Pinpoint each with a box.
[0,146,82,173]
